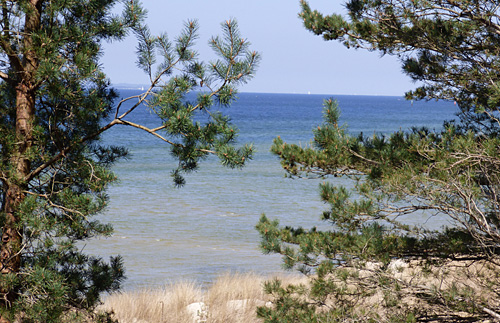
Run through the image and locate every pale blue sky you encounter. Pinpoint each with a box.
[101,1,416,96]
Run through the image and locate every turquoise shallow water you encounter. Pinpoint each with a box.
[84,91,458,290]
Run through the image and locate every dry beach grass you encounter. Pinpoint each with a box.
[100,272,306,323]
[101,281,202,323]
[99,259,500,322]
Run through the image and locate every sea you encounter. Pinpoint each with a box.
[84,90,458,290]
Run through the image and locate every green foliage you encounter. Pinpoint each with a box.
[257,97,500,321]
[1,1,129,321]
[124,17,259,186]
[300,0,500,134]
[257,2,500,320]
[0,0,258,321]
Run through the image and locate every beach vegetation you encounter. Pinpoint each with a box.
[0,1,258,322]
[257,1,500,321]
[101,272,303,323]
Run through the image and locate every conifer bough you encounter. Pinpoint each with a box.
[0,0,259,321]
[257,1,500,321]
[300,0,500,133]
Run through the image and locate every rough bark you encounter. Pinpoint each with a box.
[0,1,41,321]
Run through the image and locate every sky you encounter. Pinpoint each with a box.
[101,1,417,96]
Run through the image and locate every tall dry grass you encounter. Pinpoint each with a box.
[203,273,271,323]
[100,281,202,323]
[100,272,304,323]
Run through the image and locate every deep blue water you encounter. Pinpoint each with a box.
[85,91,458,289]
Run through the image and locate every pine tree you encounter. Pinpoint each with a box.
[299,0,500,134]
[0,1,258,322]
[257,1,500,321]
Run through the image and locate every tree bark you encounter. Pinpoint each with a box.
[0,2,41,321]
[0,85,36,322]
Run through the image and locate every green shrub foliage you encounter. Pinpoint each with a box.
[257,1,500,321]
[0,1,258,321]
[258,98,500,321]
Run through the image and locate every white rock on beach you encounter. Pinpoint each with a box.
[388,259,409,273]
[186,302,208,323]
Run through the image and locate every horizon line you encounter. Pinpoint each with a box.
[111,83,407,98]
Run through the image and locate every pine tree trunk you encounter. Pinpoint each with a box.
[0,2,40,321]
[0,85,36,323]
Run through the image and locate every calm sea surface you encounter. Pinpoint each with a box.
[85,91,458,290]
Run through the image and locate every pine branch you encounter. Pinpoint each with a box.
[113,118,177,145]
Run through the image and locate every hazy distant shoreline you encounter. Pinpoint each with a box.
[111,83,416,97]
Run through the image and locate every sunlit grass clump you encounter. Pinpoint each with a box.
[100,272,303,323]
